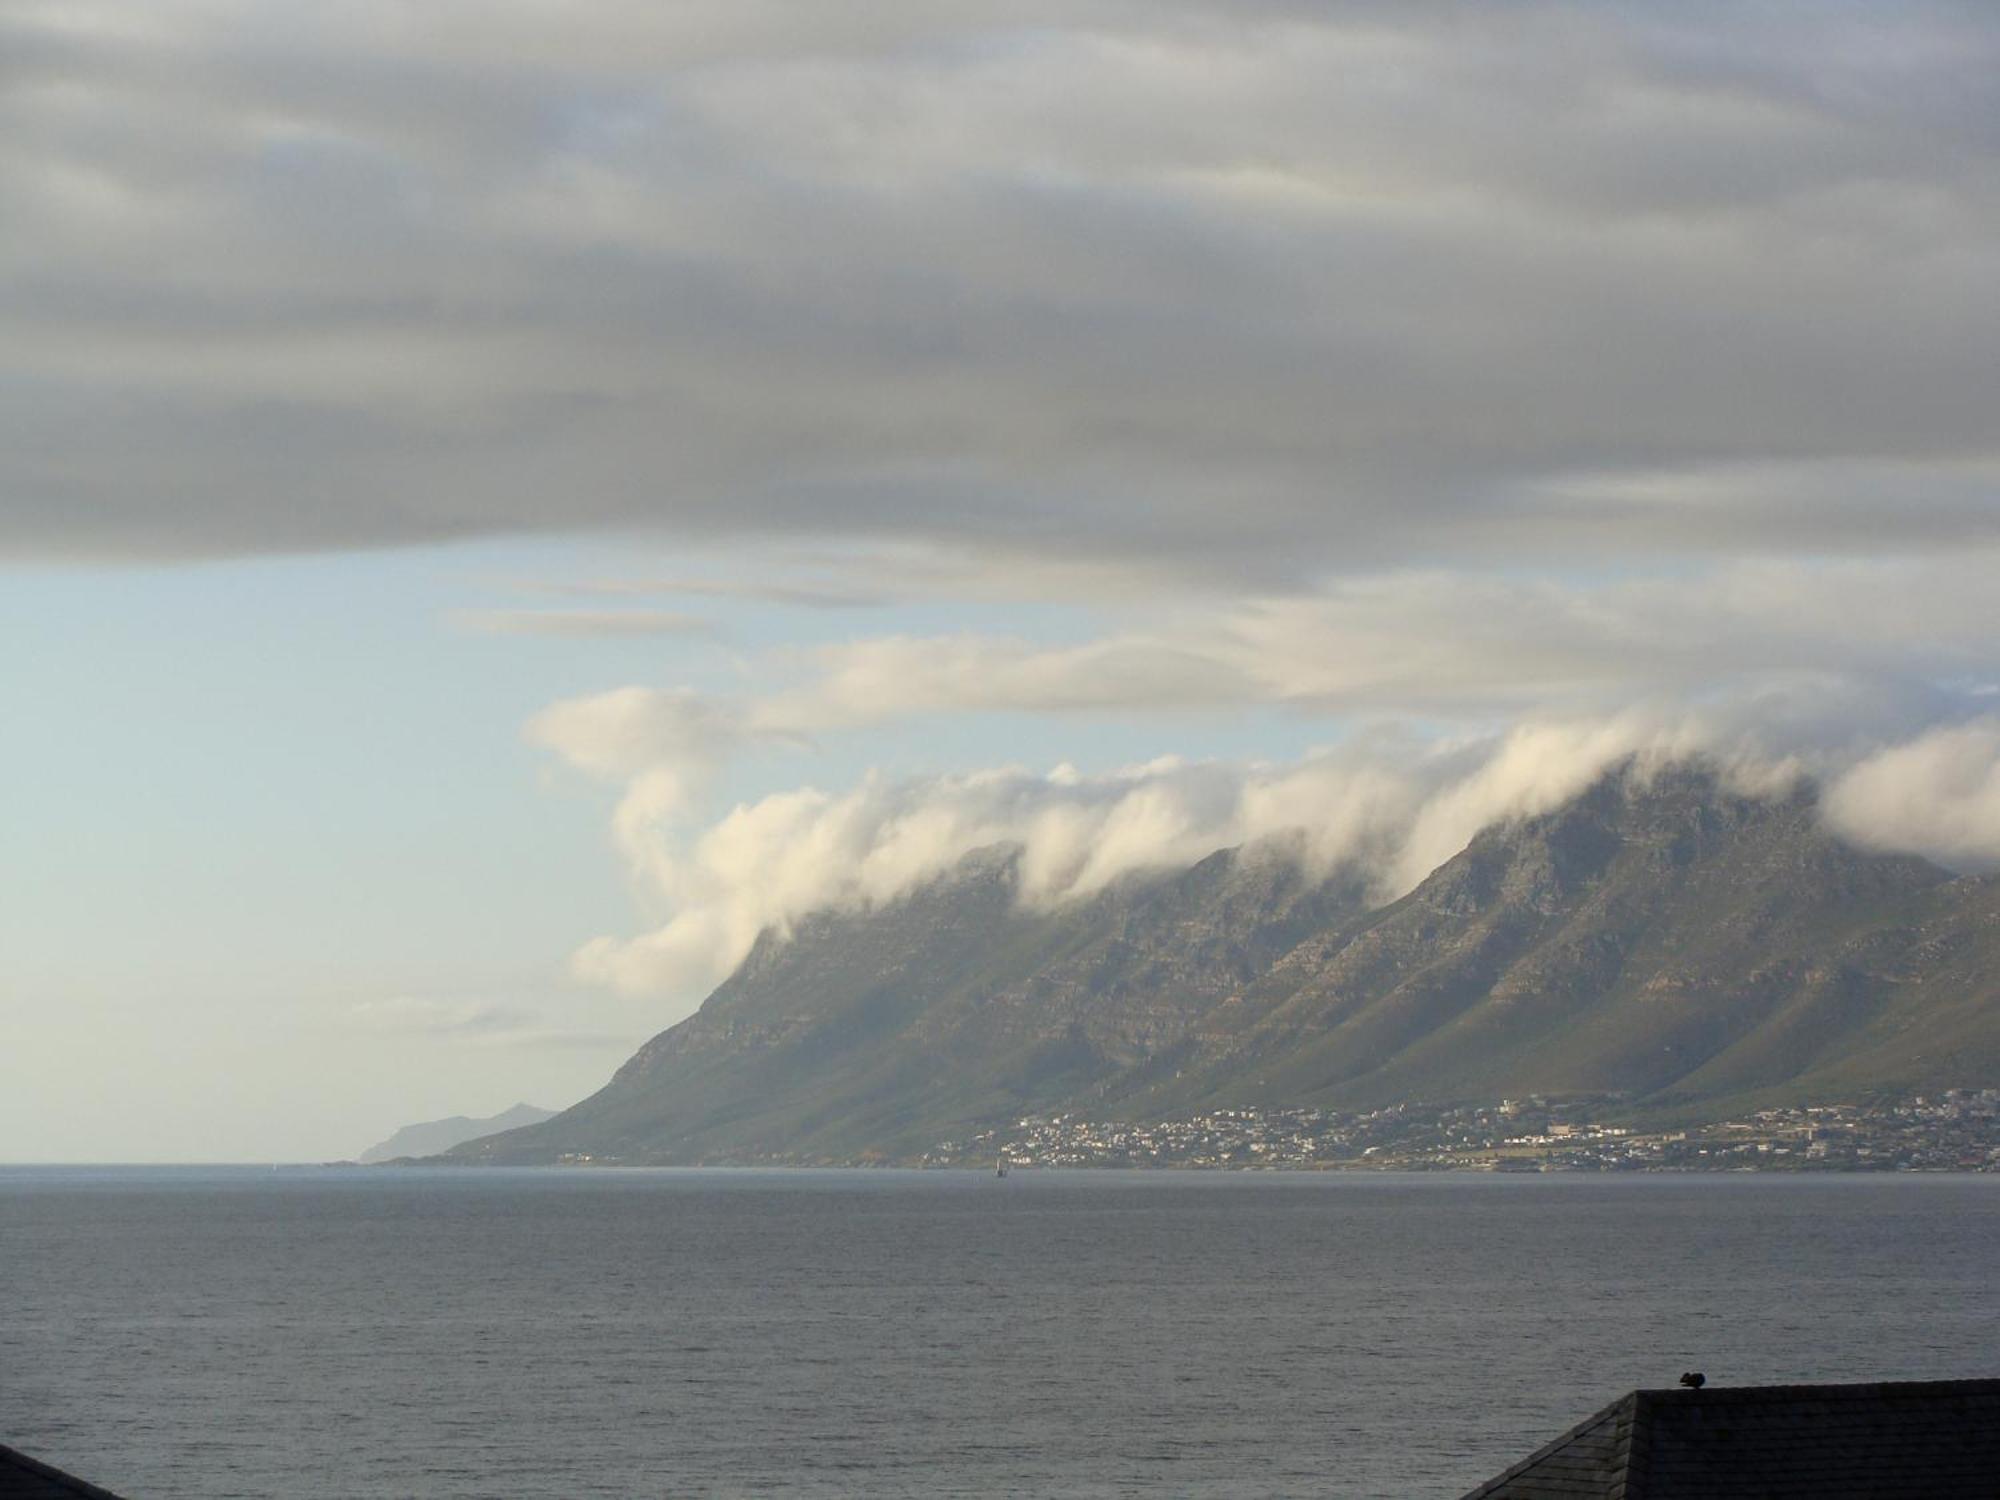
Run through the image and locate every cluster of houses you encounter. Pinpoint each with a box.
[926,1089,2000,1171]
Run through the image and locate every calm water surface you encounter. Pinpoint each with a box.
[4,1168,1997,1498]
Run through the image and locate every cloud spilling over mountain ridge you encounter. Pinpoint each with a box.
[452,760,2000,1166]
[535,691,2000,1014]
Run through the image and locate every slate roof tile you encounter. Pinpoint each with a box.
[0,1443,127,1500]
[1459,1378,2000,1499]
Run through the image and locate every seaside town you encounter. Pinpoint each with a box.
[924,1090,2000,1172]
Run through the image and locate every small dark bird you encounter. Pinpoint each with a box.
[1680,1372,1706,1390]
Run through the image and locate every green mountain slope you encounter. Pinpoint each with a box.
[1119,767,1995,1119]
[454,764,2000,1163]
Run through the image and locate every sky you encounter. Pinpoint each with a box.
[5,1,2000,1161]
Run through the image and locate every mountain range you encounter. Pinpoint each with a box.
[359,1102,556,1163]
[450,763,2000,1165]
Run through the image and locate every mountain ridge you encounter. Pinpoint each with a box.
[360,1101,557,1163]
[451,762,2000,1164]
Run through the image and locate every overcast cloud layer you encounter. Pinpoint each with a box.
[7,0,2000,576]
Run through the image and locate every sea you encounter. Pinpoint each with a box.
[4,1168,1997,1499]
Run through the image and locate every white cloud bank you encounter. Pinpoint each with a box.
[521,549,2000,1017]
[1823,722,2000,872]
[541,698,2000,1014]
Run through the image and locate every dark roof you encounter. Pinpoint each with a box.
[0,1443,127,1500]
[1458,1378,2000,1499]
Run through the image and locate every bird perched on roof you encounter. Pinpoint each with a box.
[1679,1372,1706,1389]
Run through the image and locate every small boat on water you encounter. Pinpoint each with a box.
[995,1156,1009,1178]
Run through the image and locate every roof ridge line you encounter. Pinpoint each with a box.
[0,1441,129,1500]
[1456,1391,1637,1500]
[1631,1376,2000,1404]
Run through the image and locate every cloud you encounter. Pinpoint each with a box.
[452,608,721,637]
[527,685,764,781]
[561,558,2000,741]
[526,576,895,610]
[771,633,1260,726]
[518,547,2000,1013]
[1219,558,2000,714]
[559,705,1833,1008]
[543,630,2000,1012]
[526,685,814,893]
[6,2,1999,581]
[345,996,633,1050]
[569,708,2000,1012]
[569,750,1425,1001]
[1824,720,2000,872]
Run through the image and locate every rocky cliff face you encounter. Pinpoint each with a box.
[455,763,2000,1163]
